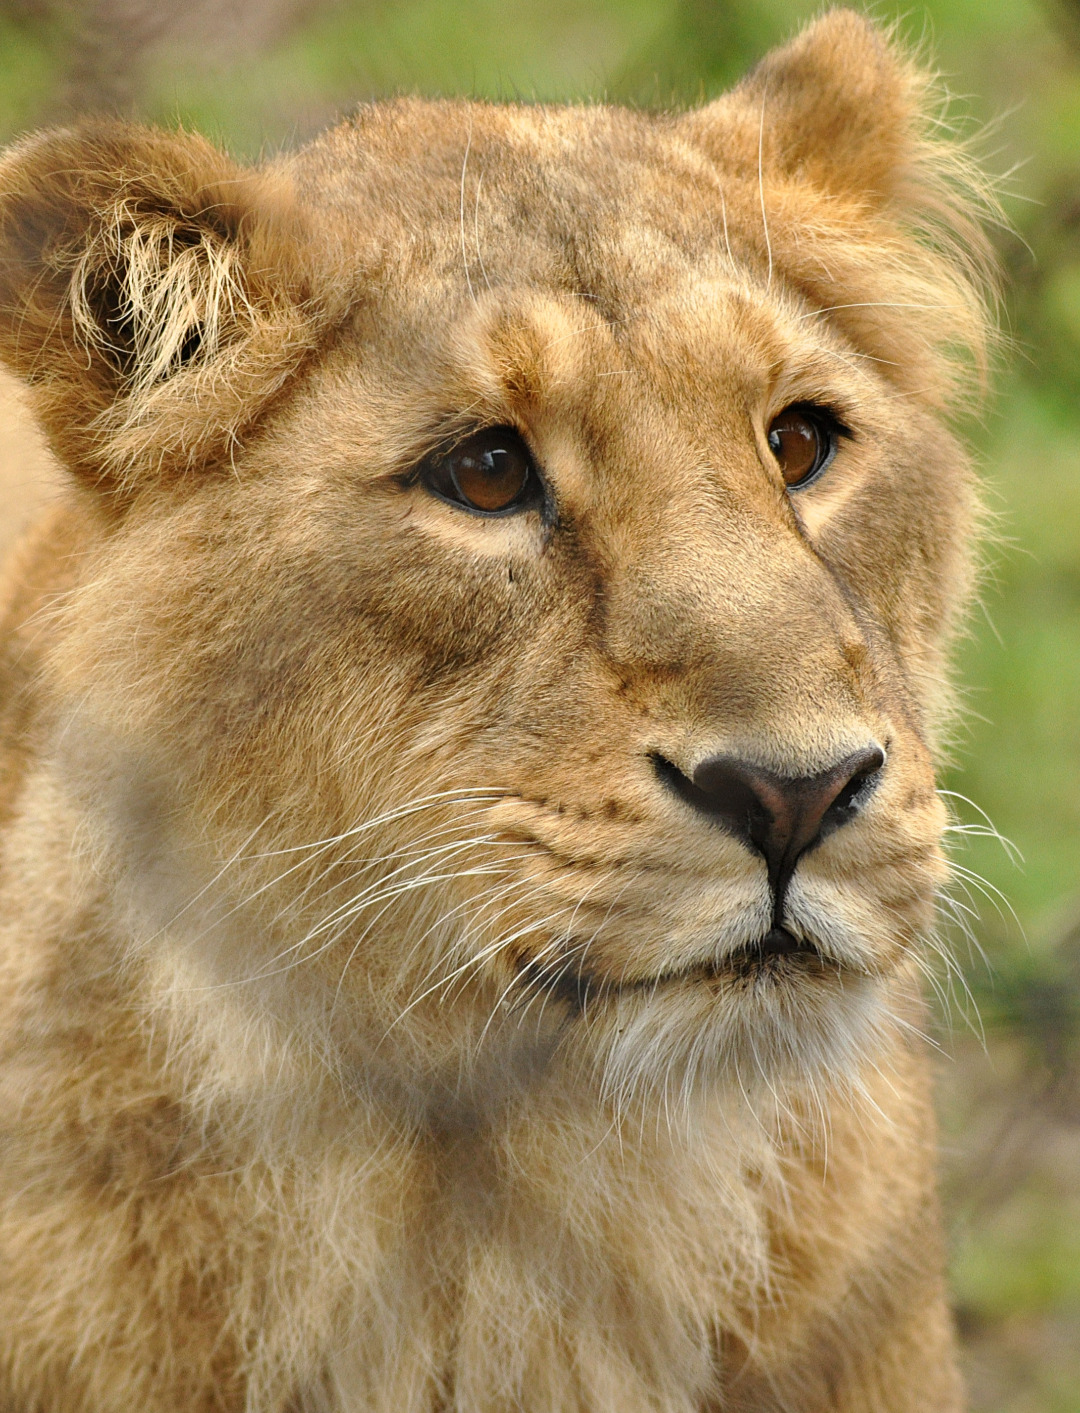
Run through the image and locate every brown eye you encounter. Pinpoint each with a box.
[422,429,539,515]
[767,406,837,489]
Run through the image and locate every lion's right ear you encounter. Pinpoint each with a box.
[0,124,327,497]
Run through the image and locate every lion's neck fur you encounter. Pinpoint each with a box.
[21,789,918,1413]
[146,949,794,1413]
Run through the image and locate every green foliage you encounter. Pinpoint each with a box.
[0,9,63,135]
[946,387,1080,931]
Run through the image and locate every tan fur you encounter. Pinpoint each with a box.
[0,13,996,1410]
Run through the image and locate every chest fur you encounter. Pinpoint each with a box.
[241,1105,782,1413]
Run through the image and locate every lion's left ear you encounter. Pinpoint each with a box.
[0,124,330,498]
[682,9,922,207]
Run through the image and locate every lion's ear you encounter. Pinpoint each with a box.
[0,124,325,497]
[682,9,923,207]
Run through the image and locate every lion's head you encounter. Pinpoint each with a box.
[0,11,995,1126]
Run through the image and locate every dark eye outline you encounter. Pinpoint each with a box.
[766,403,849,490]
[416,426,545,518]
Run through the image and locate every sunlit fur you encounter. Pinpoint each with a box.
[0,12,997,1411]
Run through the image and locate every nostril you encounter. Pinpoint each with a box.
[819,745,885,836]
[649,751,769,841]
[650,752,686,795]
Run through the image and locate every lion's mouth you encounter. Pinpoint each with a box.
[740,926,818,960]
[517,927,827,1011]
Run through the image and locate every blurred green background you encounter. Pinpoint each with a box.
[0,0,1076,1406]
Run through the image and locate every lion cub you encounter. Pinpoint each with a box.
[0,11,994,1411]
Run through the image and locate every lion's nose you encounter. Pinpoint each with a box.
[654,745,886,893]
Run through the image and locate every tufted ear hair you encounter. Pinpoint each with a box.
[682,9,925,205]
[0,124,328,497]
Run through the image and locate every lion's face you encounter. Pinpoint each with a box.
[0,16,992,1113]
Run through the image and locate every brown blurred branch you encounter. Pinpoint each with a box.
[0,0,340,116]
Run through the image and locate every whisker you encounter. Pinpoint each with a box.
[946,862,1023,935]
[795,301,948,321]
[392,870,561,1011]
[459,122,476,303]
[244,789,506,860]
[757,82,772,287]
[938,788,1022,864]
[473,167,492,293]
[375,871,561,1022]
[319,846,549,990]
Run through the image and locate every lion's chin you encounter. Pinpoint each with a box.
[503,924,898,1109]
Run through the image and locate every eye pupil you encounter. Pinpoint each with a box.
[423,429,536,514]
[767,407,833,488]
[452,445,528,512]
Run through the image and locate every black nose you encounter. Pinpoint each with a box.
[654,745,886,897]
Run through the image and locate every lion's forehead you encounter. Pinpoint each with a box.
[293,99,764,294]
